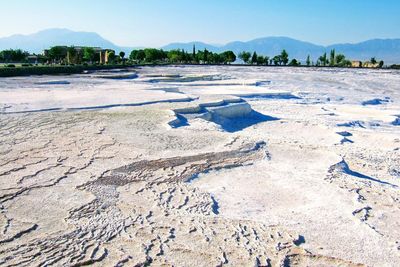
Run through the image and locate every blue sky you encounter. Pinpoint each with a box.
[1,0,399,47]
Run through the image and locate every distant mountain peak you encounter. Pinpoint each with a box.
[37,28,74,33]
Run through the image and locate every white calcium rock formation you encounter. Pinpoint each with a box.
[0,66,399,266]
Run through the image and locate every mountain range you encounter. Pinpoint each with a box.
[0,29,135,55]
[0,28,399,64]
[163,38,400,64]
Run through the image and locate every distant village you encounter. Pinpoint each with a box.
[0,45,392,69]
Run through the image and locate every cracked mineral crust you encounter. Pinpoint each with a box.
[0,66,399,266]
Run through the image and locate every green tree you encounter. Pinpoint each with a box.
[37,54,48,64]
[335,54,346,66]
[0,50,10,62]
[264,56,270,65]
[330,49,335,66]
[119,51,126,64]
[204,49,209,63]
[107,51,116,64]
[251,52,258,64]
[288,59,300,66]
[143,48,166,62]
[272,55,281,66]
[13,49,28,62]
[220,51,236,64]
[167,49,184,63]
[370,57,377,64]
[130,50,146,62]
[306,55,311,66]
[211,53,223,64]
[137,50,146,62]
[129,50,138,61]
[319,52,327,66]
[280,49,289,65]
[196,50,204,63]
[83,47,95,63]
[182,49,189,62]
[256,55,266,65]
[379,60,384,68]
[332,53,351,67]
[67,47,77,64]
[48,46,66,61]
[0,49,28,62]
[238,51,251,64]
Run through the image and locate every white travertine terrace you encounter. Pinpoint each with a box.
[0,66,399,266]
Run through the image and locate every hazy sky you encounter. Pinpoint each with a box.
[1,0,399,47]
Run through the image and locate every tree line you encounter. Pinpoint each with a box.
[237,50,295,66]
[129,47,378,67]
[129,46,236,64]
[237,49,382,67]
[0,49,32,63]
[0,47,127,65]
[0,46,387,68]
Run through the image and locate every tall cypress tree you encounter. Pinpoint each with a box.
[306,55,311,66]
[330,49,335,66]
[319,52,327,66]
[204,48,209,63]
[251,52,258,64]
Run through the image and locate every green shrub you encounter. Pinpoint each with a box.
[5,64,16,68]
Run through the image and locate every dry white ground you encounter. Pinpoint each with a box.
[0,66,399,266]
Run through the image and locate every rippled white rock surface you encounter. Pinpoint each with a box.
[0,66,399,266]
